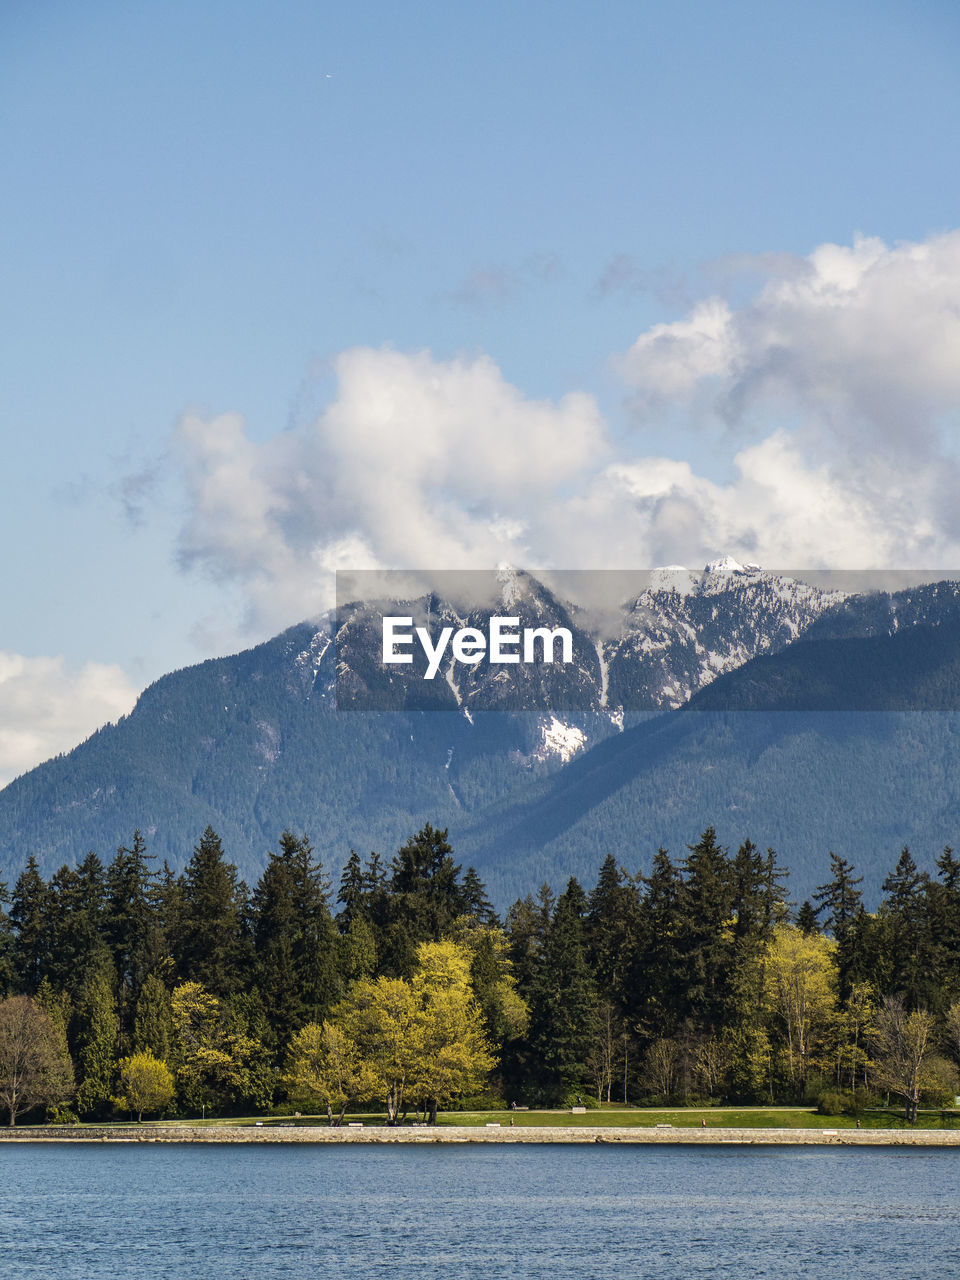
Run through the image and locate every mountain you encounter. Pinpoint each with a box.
[333,563,845,715]
[604,561,845,712]
[462,612,960,905]
[1,566,959,908]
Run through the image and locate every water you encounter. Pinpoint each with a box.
[1,1143,959,1279]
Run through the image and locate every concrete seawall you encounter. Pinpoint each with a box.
[2,1124,960,1146]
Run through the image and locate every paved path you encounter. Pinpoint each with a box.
[3,1124,960,1146]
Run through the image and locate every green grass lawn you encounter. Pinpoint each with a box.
[437,1107,960,1130]
[150,1106,960,1131]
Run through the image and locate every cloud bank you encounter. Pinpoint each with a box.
[0,653,138,787]
[173,229,960,637]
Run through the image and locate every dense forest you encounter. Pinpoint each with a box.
[1,823,960,1126]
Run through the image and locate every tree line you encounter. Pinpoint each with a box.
[1,824,960,1125]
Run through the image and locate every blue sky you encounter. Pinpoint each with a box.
[2,0,960,780]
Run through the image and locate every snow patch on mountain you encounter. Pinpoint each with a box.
[595,640,609,707]
[649,565,696,596]
[704,555,755,575]
[608,568,848,709]
[535,717,587,763]
[444,662,462,706]
[497,564,523,608]
[295,632,332,694]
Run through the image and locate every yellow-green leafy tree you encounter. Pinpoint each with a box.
[171,982,268,1114]
[763,924,838,1100]
[283,1021,371,1126]
[0,995,74,1126]
[871,997,942,1123]
[834,980,877,1095]
[325,939,496,1125]
[410,939,496,1122]
[944,1000,960,1076]
[335,975,420,1126]
[451,919,529,1047]
[114,1051,175,1121]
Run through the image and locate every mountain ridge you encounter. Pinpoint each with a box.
[2,569,960,908]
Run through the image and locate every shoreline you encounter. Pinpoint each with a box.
[3,1124,960,1146]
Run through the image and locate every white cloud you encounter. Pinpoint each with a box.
[541,433,921,573]
[174,347,607,632]
[172,230,960,638]
[621,230,960,454]
[615,297,738,407]
[0,653,138,786]
[607,228,960,567]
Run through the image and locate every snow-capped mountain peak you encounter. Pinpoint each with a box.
[703,555,762,576]
[496,563,523,608]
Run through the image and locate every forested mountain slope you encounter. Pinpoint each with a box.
[2,572,960,908]
[461,621,960,906]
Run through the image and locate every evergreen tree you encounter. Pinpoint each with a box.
[462,867,498,927]
[762,848,790,928]
[156,862,187,976]
[675,828,734,1035]
[882,847,924,913]
[723,842,785,1043]
[253,831,339,1047]
[73,966,120,1117]
[286,832,340,1023]
[631,848,684,1037]
[361,853,389,924]
[106,831,163,1032]
[499,885,545,1003]
[336,854,380,979]
[504,887,553,998]
[383,825,466,972]
[585,855,639,1006]
[180,827,246,996]
[134,972,174,1061]
[44,865,79,997]
[879,847,937,1010]
[0,882,15,998]
[795,901,820,935]
[253,852,300,1047]
[336,850,366,933]
[10,856,51,995]
[813,853,865,1000]
[46,854,110,998]
[929,847,960,996]
[728,841,767,956]
[502,888,554,1098]
[527,878,596,1100]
